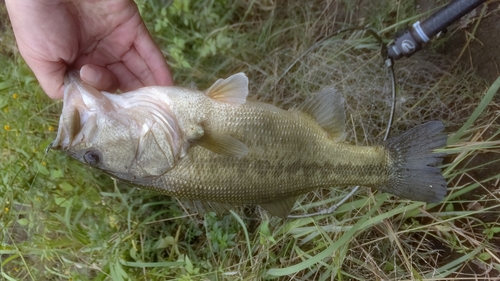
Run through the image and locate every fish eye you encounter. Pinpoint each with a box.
[83,149,102,166]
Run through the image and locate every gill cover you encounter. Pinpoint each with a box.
[51,71,181,177]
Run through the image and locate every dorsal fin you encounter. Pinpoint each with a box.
[204,73,249,106]
[296,88,345,140]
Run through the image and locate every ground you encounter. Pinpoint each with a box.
[438,2,500,276]
[1,0,499,280]
[442,2,500,85]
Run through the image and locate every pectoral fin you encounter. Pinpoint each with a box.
[196,129,249,158]
[259,197,298,218]
[204,73,249,106]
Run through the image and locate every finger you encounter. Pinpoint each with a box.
[80,64,119,92]
[120,45,153,85]
[5,0,66,99]
[30,60,66,99]
[107,61,144,92]
[132,22,174,86]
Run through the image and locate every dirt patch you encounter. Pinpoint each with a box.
[409,2,500,279]
[414,1,500,85]
[442,2,500,85]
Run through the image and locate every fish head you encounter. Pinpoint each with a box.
[50,71,182,182]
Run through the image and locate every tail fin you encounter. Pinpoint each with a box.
[381,121,447,203]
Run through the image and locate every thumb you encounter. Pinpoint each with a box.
[28,62,66,99]
[80,64,119,93]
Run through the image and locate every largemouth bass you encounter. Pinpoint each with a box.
[50,71,447,217]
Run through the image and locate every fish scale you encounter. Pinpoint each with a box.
[150,102,388,202]
[51,71,447,217]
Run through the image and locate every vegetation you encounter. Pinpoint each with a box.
[1,0,499,280]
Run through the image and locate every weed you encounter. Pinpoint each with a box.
[1,0,499,280]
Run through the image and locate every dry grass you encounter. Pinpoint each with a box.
[1,0,499,280]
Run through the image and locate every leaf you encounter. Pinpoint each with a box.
[59,182,73,192]
[445,203,454,212]
[119,260,184,268]
[180,60,191,68]
[154,21,162,32]
[50,169,64,179]
[184,255,194,274]
[423,247,483,279]
[435,225,452,232]
[17,218,29,226]
[0,96,7,108]
[155,236,175,249]
[267,197,384,277]
[478,252,491,261]
[54,197,72,208]
[129,247,137,260]
[0,81,12,91]
[449,76,500,144]
[35,161,50,176]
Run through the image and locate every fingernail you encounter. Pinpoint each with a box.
[80,65,101,86]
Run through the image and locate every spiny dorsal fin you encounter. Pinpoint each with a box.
[195,128,249,158]
[296,88,345,140]
[259,197,298,218]
[204,73,248,106]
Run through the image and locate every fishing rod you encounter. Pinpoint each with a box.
[387,0,487,60]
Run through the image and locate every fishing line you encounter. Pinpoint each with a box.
[287,27,397,219]
[288,0,487,218]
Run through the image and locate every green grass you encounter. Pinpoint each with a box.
[1,0,500,280]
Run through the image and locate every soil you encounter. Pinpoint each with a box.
[415,1,500,85]
[439,1,500,216]
[414,1,500,279]
[442,2,500,85]
[445,0,500,203]
[0,0,498,279]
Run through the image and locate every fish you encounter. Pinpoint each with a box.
[49,71,448,217]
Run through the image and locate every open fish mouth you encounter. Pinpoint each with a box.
[49,70,185,180]
[50,71,112,151]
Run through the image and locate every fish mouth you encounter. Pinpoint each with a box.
[50,70,107,151]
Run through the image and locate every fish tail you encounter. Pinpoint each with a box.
[381,121,447,202]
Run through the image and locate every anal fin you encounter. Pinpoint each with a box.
[259,197,298,218]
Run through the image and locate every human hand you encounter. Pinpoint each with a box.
[6,0,173,99]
